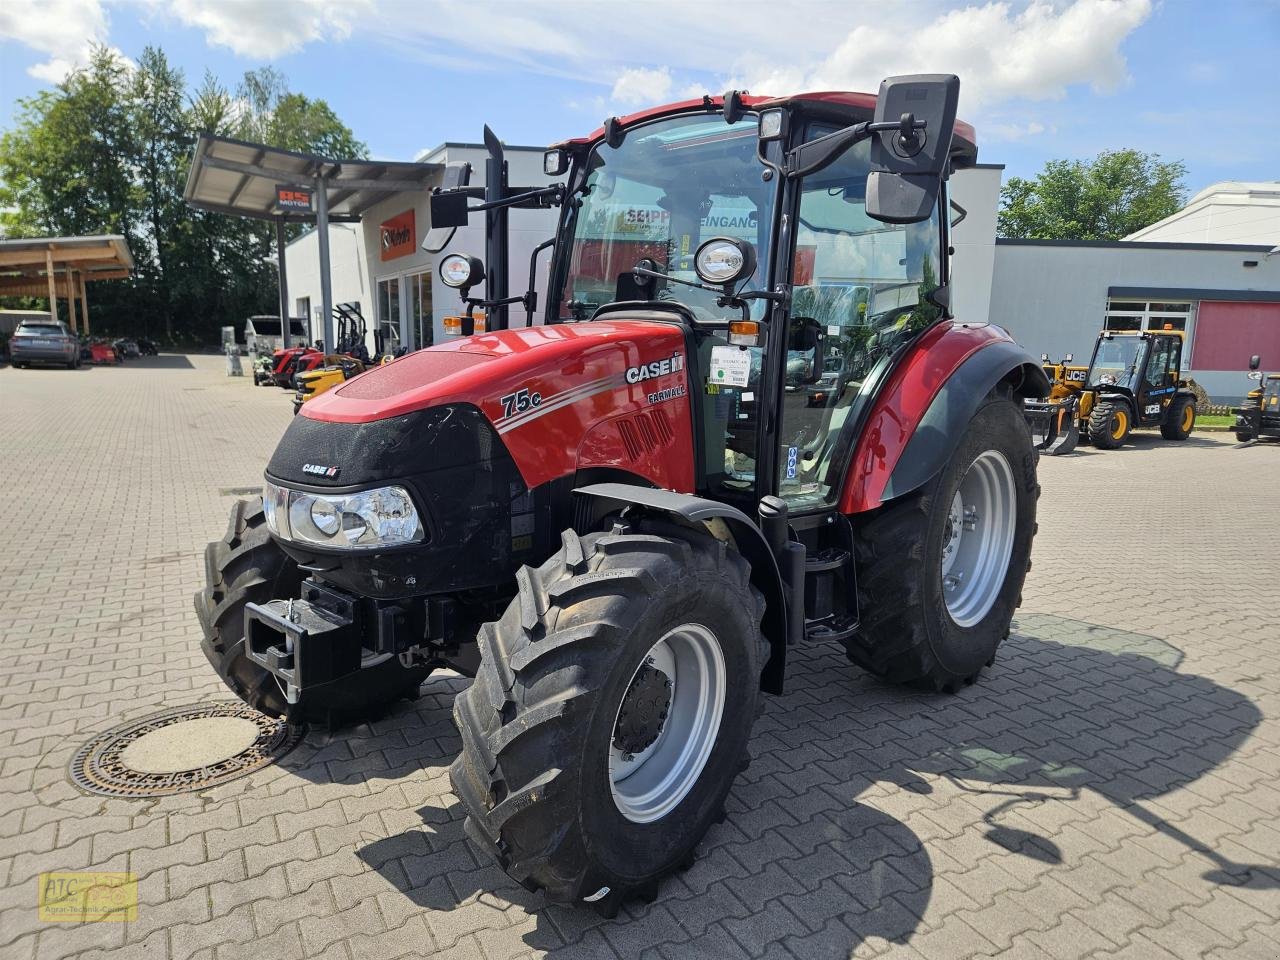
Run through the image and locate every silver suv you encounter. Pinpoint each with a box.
[9,320,80,369]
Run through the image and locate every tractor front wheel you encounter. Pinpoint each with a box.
[450,523,767,915]
[195,499,432,726]
[1160,396,1196,440]
[1088,400,1131,448]
[844,396,1038,691]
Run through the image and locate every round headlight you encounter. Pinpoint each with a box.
[439,253,484,289]
[310,499,339,536]
[694,237,756,287]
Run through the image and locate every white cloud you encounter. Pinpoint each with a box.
[610,66,672,105]
[0,0,108,81]
[733,0,1152,109]
[161,0,374,59]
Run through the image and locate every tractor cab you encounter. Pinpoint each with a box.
[432,83,977,522]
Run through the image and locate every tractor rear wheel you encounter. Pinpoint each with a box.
[194,498,432,726]
[1160,396,1195,440]
[1088,400,1130,448]
[450,522,767,915]
[843,396,1038,691]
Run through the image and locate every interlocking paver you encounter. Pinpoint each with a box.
[2,355,1278,960]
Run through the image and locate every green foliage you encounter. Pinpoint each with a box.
[0,46,367,342]
[997,150,1187,241]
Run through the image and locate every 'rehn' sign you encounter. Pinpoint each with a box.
[380,209,416,261]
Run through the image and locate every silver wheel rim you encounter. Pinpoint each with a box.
[609,623,725,823]
[941,450,1017,628]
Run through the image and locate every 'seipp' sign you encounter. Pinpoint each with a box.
[276,186,313,212]
[380,209,416,261]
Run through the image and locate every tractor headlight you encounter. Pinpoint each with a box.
[262,479,425,549]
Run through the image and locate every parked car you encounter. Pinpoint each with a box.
[136,338,159,356]
[9,320,80,369]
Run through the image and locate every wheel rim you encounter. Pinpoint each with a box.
[609,623,725,823]
[1111,410,1127,440]
[1182,404,1194,431]
[940,450,1017,628]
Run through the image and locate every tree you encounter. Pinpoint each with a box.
[997,150,1187,241]
[0,47,367,342]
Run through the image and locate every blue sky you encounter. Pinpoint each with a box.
[2,0,1277,197]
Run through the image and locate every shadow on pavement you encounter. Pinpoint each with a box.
[125,354,196,369]
[341,613,1269,957]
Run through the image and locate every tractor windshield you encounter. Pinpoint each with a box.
[1088,336,1147,390]
[555,113,774,322]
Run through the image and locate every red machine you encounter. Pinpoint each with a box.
[197,75,1047,914]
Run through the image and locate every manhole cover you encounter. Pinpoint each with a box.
[69,702,305,798]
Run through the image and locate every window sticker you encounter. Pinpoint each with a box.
[709,345,751,388]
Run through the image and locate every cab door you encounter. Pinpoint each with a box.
[1136,336,1178,425]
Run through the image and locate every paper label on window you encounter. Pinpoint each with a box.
[709,345,751,388]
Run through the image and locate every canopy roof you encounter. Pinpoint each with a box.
[0,235,133,297]
[184,134,441,223]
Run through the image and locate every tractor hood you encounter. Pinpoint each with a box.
[297,319,695,492]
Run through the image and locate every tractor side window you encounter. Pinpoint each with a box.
[774,134,942,508]
[1145,340,1175,389]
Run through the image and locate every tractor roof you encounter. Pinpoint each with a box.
[552,91,978,166]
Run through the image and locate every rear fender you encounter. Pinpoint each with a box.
[838,323,1048,514]
[881,341,1048,502]
[573,483,788,695]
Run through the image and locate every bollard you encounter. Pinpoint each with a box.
[226,346,244,377]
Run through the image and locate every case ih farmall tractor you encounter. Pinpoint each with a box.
[196,76,1048,914]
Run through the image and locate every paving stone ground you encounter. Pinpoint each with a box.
[1,354,1277,960]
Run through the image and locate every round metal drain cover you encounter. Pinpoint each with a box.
[69,702,305,798]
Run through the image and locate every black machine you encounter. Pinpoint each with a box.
[1235,354,1280,443]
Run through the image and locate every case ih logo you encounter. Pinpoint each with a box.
[625,352,685,385]
[302,463,340,479]
[380,210,416,261]
[276,186,312,212]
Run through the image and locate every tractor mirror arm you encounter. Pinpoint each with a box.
[782,117,926,179]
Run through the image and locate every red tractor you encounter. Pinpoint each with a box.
[197,75,1047,915]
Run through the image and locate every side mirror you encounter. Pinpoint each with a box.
[430,190,469,229]
[1249,354,1261,370]
[866,74,959,224]
[788,317,825,384]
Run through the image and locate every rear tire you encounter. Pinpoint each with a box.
[843,396,1038,692]
[1088,399,1130,448]
[450,522,767,915]
[194,499,431,726]
[1160,396,1195,440]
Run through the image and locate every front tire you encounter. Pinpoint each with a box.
[194,499,432,726]
[450,523,767,915]
[843,396,1038,692]
[1088,399,1130,448]
[1160,396,1195,440]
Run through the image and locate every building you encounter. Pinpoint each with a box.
[988,184,1280,399]
[283,141,557,353]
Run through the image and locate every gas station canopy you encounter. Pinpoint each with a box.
[183,134,440,223]
[183,134,440,350]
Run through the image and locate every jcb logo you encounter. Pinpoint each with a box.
[1066,370,1086,382]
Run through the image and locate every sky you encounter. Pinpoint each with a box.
[1,0,1278,197]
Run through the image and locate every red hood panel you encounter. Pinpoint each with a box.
[302,321,696,492]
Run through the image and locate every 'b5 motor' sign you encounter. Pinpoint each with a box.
[276,186,313,212]
[380,209,416,261]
